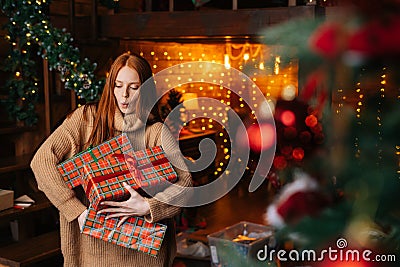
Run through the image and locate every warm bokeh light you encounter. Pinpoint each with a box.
[281,110,296,126]
[118,41,297,174]
[246,123,276,152]
[305,114,318,127]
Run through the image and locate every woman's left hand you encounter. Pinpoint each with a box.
[98,182,150,227]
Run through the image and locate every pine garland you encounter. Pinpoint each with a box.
[0,0,104,125]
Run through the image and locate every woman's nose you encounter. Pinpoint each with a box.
[122,88,129,98]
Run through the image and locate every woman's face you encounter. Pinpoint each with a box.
[114,66,140,114]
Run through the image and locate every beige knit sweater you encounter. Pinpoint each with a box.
[30,105,192,267]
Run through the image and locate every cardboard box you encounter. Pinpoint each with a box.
[81,206,167,256]
[57,133,133,189]
[0,189,14,211]
[207,221,275,267]
[82,145,178,211]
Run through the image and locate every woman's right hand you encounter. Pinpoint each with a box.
[77,209,88,230]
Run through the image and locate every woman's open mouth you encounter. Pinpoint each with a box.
[120,102,129,109]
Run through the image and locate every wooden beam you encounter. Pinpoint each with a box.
[50,16,92,40]
[43,59,51,137]
[71,91,77,110]
[145,0,152,12]
[68,0,75,37]
[232,0,237,10]
[98,6,322,40]
[91,0,98,39]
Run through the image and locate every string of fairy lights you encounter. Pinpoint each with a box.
[354,71,364,159]
[397,81,400,177]
[376,67,386,167]
[335,67,392,168]
[1,0,104,125]
[122,41,299,176]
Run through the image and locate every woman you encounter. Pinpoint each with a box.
[30,52,192,267]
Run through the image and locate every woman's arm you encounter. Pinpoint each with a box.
[30,107,88,222]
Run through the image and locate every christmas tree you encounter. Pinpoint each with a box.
[261,1,400,266]
[160,89,185,138]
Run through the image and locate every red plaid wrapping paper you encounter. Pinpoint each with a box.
[82,145,178,211]
[81,206,167,256]
[57,133,133,189]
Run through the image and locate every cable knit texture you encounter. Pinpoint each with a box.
[30,105,192,267]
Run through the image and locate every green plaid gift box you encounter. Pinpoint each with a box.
[57,133,133,189]
[81,206,167,256]
[82,145,178,211]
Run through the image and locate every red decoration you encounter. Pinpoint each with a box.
[277,190,326,224]
[309,22,346,59]
[292,147,305,161]
[300,70,326,102]
[272,99,324,171]
[280,110,296,126]
[273,155,287,170]
[246,123,275,152]
[305,114,318,127]
[315,258,372,267]
[348,16,400,57]
[265,171,331,227]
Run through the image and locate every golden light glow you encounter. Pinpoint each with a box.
[120,40,299,169]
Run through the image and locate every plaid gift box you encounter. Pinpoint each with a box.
[57,133,133,189]
[81,206,167,256]
[82,145,178,211]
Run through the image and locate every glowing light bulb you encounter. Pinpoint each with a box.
[224,54,231,69]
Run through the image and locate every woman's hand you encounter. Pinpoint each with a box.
[97,182,150,227]
[78,209,88,230]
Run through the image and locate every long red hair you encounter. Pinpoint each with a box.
[84,52,161,148]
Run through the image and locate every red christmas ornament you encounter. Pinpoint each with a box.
[305,114,318,128]
[300,70,326,102]
[273,155,287,170]
[348,16,400,57]
[309,22,346,59]
[196,218,207,229]
[280,110,296,126]
[292,147,305,161]
[246,123,275,152]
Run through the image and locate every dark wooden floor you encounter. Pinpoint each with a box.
[173,174,276,266]
[190,175,275,234]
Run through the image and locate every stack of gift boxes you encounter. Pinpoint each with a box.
[57,133,177,256]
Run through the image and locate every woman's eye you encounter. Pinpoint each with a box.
[115,85,123,88]
[130,86,139,90]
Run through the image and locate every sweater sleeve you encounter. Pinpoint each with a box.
[30,107,88,222]
[144,123,193,223]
